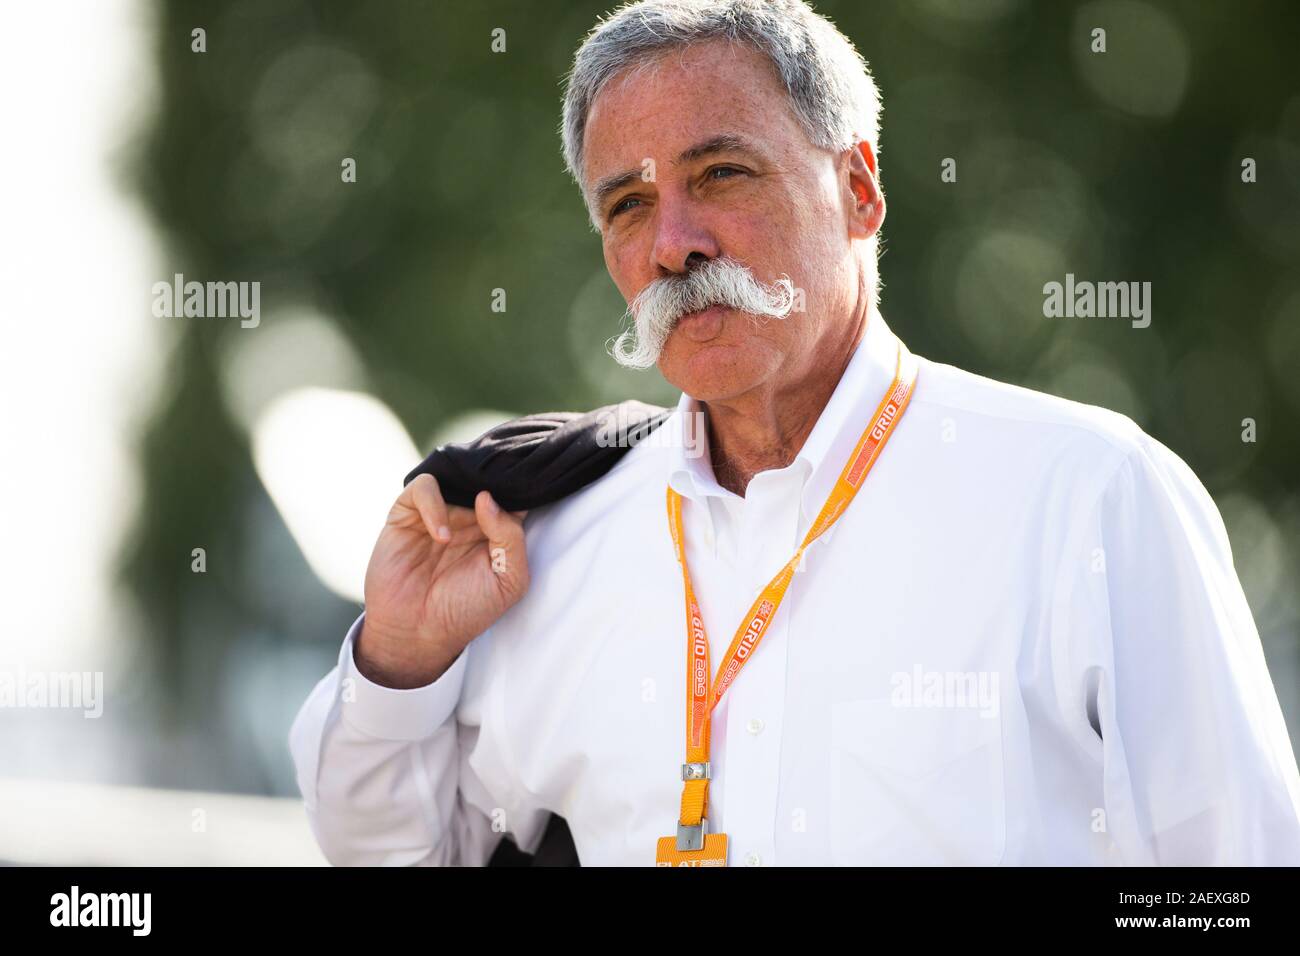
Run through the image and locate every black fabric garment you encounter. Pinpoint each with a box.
[404,400,673,511]
[404,399,672,866]
[486,815,580,867]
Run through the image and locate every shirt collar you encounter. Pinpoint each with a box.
[666,313,903,530]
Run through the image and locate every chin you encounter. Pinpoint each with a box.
[657,333,773,402]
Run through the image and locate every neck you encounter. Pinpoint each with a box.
[705,315,868,497]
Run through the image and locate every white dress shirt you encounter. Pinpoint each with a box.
[289,314,1300,866]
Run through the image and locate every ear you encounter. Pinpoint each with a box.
[845,140,885,240]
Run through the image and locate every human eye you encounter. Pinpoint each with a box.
[609,195,643,220]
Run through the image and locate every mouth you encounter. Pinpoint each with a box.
[676,304,730,324]
[672,304,730,343]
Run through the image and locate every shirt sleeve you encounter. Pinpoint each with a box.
[1055,432,1300,865]
[287,613,507,866]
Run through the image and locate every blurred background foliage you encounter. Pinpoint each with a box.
[126,0,1300,795]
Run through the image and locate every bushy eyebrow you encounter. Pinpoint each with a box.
[675,133,761,166]
[590,133,764,217]
[592,170,641,213]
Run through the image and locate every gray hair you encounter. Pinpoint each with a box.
[560,0,882,205]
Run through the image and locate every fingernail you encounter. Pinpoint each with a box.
[436,525,451,542]
[486,493,500,516]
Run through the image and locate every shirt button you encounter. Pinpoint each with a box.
[746,717,764,735]
[744,851,762,867]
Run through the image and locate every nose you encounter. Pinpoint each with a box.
[650,195,720,276]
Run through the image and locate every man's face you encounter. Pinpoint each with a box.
[582,39,880,403]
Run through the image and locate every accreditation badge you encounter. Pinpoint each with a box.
[655,832,729,867]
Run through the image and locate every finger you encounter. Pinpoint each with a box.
[400,474,451,544]
[475,490,529,590]
[447,504,482,529]
[446,506,488,546]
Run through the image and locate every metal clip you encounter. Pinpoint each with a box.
[676,818,709,851]
[681,761,711,781]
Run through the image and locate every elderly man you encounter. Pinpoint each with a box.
[289,0,1300,866]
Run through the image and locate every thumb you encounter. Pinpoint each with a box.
[475,491,530,593]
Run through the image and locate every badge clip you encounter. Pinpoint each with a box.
[677,818,709,852]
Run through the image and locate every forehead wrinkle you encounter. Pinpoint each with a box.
[584,43,782,216]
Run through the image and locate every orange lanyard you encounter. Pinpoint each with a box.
[664,338,919,851]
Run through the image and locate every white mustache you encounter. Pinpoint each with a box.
[609,257,797,370]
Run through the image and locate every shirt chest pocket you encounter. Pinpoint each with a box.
[829,697,1006,865]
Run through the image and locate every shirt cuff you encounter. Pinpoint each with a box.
[337,612,469,741]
